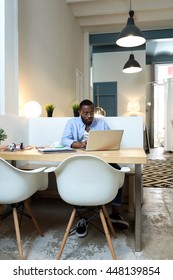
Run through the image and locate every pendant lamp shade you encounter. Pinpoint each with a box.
[122,54,142,74]
[116,10,146,48]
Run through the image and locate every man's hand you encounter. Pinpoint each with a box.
[71,141,87,149]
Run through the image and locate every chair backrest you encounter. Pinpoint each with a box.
[0,158,48,204]
[53,154,129,206]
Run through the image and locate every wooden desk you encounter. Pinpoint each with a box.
[0,147,147,252]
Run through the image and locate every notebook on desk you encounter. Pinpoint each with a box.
[37,147,76,153]
[85,130,124,151]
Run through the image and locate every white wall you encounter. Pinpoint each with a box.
[0,0,18,115]
[28,116,143,148]
[0,115,28,145]
[92,50,146,117]
[164,79,173,151]
[1,0,149,121]
[18,0,84,117]
[0,0,5,114]
[0,116,143,148]
[5,0,18,115]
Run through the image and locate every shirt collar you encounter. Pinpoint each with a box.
[78,116,96,128]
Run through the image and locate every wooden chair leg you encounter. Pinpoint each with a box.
[99,208,117,260]
[24,199,44,237]
[56,208,76,260]
[13,207,24,260]
[102,205,116,237]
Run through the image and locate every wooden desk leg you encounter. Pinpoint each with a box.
[135,164,142,252]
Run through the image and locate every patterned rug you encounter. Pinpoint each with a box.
[143,158,173,188]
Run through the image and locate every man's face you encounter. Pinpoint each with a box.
[79,104,94,125]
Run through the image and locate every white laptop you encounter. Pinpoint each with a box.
[85,130,124,151]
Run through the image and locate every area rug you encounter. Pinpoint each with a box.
[143,158,173,188]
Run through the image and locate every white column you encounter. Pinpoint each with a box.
[5,0,18,115]
[0,0,18,115]
[0,0,5,114]
[164,78,173,151]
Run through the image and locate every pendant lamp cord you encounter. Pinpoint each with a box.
[129,0,134,17]
[96,86,100,107]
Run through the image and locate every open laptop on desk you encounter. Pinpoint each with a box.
[84,130,124,151]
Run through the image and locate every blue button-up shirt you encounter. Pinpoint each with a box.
[61,116,110,147]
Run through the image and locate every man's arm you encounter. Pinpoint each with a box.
[61,120,75,147]
[61,118,86,148]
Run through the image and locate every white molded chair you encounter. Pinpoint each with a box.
[46,154,130,260]
[0,157,48,260]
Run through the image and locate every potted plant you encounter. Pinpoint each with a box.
[0,128,7,145]
[44,104,55,117]
[72,103,80,117]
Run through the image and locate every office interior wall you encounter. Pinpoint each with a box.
[18,0,84,117]
[92,50,146,117]
[0,115,143,148]
[28,116,143,148]
[2,1,148,119]
[0,115,29,145]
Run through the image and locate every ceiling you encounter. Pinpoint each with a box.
[66,0,173,56]
[66,0,173,34]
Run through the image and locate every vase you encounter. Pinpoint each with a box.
[73,110,79,117]
[47,111,53,117]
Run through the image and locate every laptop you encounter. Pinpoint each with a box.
[85,130,124,151]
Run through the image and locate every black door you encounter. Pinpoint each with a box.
[93,82,117,116]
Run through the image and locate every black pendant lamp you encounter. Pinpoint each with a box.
[116,2,146,48]
[122,53,142,74]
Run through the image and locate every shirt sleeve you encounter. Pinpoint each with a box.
[61,118,85,147]
[103,119,110,130]
[60,119,76,147]
[92,118,110,130]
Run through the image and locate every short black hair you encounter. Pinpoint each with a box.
[79,99,94,110]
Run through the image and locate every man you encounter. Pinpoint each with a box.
[61,99,129,237]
